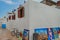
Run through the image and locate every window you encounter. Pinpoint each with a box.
[12,14,15,20]
[9,16,11,20]
[57,1,60,6]
[18,7,24,18]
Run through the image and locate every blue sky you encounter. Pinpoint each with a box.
[0,0,59,18]
[0,0,24,18]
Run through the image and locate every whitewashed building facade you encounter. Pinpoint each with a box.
[2,0,60,40]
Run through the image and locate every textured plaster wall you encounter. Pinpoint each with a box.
[28,1,60,40]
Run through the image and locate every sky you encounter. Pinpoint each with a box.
[0,0,24,18]
[0,0,59,18]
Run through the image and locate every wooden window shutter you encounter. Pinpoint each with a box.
[9,16,11,20]
[57,1,60,6]
[18,7,24,18]
[22,7,24,17]
[12,14,15,20]
[20,8,22,18]
[18,9,21,18]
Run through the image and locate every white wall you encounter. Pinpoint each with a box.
[15,2,29,31]
[28,1,60,40]
[7,2,29,32]
[6,0,60,40]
